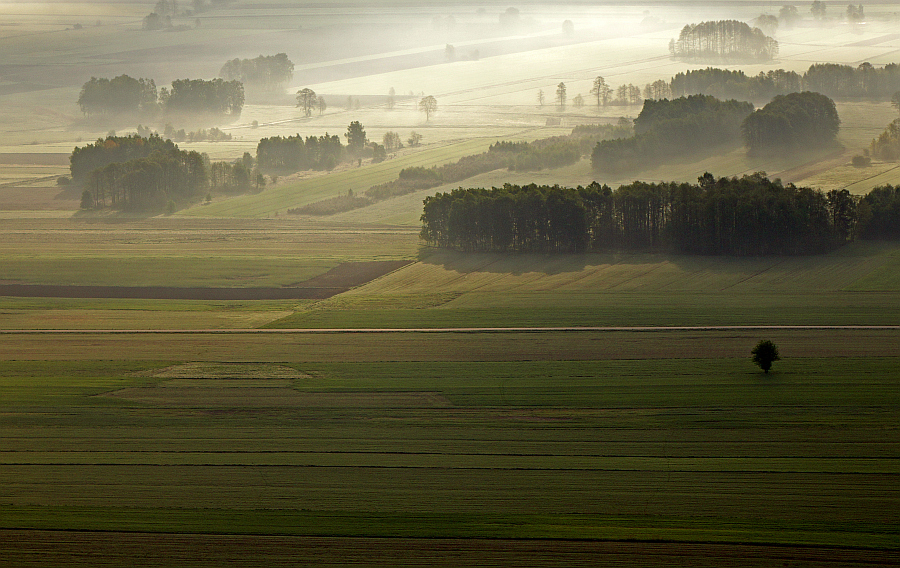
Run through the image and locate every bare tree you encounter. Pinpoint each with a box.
[317,96,326,116]
[537,89,545,107]
[591,76,612,107]
[387,87,396,110]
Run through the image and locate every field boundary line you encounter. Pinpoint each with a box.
[1,326,898,334]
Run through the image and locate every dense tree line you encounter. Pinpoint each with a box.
[219,53,294,91]
[162,78,244,116]
[78,76,244,117]
[670,20,778,61]
[256,133,344,171]
[421,174,860,255]
[671,62,900,102]
[671,68,802,102]
[367,124,631,201]
[741,91,840,151]
[77,75,158,116]
[592,95,753,174]
[81,136,207,211]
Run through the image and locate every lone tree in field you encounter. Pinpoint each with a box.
[419,95,437,121]
[345,121,367,156]
[556,82,567,109]
[751,339,780,373]
[296,88,317,117]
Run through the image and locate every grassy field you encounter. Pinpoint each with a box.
[0,354,897,565]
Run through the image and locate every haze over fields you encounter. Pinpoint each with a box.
[1,1,899,566]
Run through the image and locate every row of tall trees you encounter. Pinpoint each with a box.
[420,174,859,255]
[671,63,900,102]
[77,75,244,117]
[219,53,294,92]
[592,95,753,173]
[670,20,778,61]
[741,91,840,151]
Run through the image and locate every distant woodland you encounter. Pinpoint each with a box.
[671,63,900,102]
[419,174,887,256]
[219,53,294,93]
[741,91,840,152]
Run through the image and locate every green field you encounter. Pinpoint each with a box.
[0,354,897,566]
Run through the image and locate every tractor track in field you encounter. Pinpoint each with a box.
[1,326,898,334]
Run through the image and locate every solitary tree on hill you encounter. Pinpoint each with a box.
[751,339,781,373]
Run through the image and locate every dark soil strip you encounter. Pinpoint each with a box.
[0,260,411,300]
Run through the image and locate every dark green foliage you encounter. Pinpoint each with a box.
[859,185,900,239]
[741,91,840,151]
[751,339,780,372]
[219,53,293,91]
[164,78,244,116]
[421,174,855,255]
[670,20,778,60]
[256,133,343,171]
[592,95,753,174]
[77,75,157,116]
[345,121,367,155]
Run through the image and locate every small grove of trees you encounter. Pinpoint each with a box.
[741,91,840,152]
[870,118,900,160]
[255,132,343,171]
[219,53,293,92]
[78,75,158,116]
[161,78,244,116]
[79,136,207,211]
[420,173,860,255]
[669,20,778,61]
[78,76,244,118]
[592,95,753,174]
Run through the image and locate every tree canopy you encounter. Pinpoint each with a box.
[220,53,293,91]
[77,75,158,116]
[741,91,840,151]
[670,20,778,61]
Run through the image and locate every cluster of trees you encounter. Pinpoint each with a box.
[367,124,630,201]
[671,63,900,102]
[78,76,158,116]
[220,53,294,91]
[669,20,778,61]
[77,75,244,117]
[869,118,900,160]
[592,95,753,173]
[420,173,860,255]
[256,133,344,171]
[741,91,840,151]
[79,136,207,211]
[162,78,243,116]
[860,185,900,239]
[296,88,326,117]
